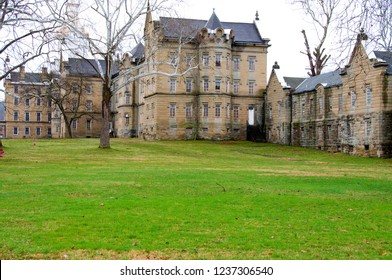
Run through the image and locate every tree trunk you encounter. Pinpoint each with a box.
[99,79,111,148]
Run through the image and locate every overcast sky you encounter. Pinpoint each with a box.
[1,0,313,101]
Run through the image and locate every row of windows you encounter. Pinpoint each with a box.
[14,96,52,107]
[13,112,52,122]
[169,52,257,71]
[168,78,256,94]
[168,103,240,119]
[290,87,372,118]
[13,127,51,136]
[296,121,372,140]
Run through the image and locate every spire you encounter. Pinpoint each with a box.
[255,11,259,21]
[205,9,223,30]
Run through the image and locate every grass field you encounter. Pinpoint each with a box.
[0,138,391,260]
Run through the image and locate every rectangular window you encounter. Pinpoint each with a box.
[72,120,77,129]
[203,79,209,92]
[14,96,19,106]
[86,100,93,111]
[36,127,41,136]
[186,54,192,67]
[233,56,240,71]
[13,127,18,135]
[14,85,19,94]
[186,79,192,93]
[36,112,41,122]
[36,97,42,107]
[25,98,30,107]
[215,79,221,92]
[301,97,306,117]
[203,53,209,67]
[365,120,371,137]
[25,112,30,122]
[233,80,239,94]
[169,103,176,118]
[169,52,176,65]
[293,100,297,117]
[86,119,92,130]
[215,103,221,118]
[328,96,333,112]
[350,89,356,109]
[248,56,256,71]
[186,103,192,118]
[338,94,343,113]
[203,103,208,118]
[248,81,255,95]
[233,105,239,120]
[25,127,30,136]
[13,111,18,121]
[310,98,314,115]
[47,127,52,136]
[126,93,130,105]
[170,79,176,92]
[215,53,222,67]
[85,84,92,94]
[366,86,372,108]
[72,100,78,111]
[48,112,52,122]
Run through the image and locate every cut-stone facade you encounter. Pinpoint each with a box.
[265,38,392,158]
[112,9,269,141]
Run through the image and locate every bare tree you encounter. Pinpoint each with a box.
[0,0,59,81]
[47,73,100,138]
[292,0,341,76]
[339,0,392,52]
[292,0,392,74]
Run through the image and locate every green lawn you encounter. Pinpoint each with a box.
[0,139,391,260]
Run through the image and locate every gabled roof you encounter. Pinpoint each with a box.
[131,42,145,61]
[66,58,118,77]
[284,77,306,89]
[294,69,342,94]
[373,51,392,74]
[10,72,42,83]
[159,15,267,45]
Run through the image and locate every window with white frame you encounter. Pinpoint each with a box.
[186,103,192,118]
[338,94,343,113]
[203,53,209,67]
[248,81,255,95]
[350,89,356,109]
[233,80,239,94]
[13,127,18,135]
[25,127,30,136]
[233,105,239,120]
[36,112,41,122]
[203,78,209,92]
[366,86,372,108]
[215,53,222,67]
[215,78,221,92]
[203,103,208,118]
[233,56,240,71]
[13,111,18,121]
[36,97,42,107]
[14,96,19,106]
[169,103,176,118]
[170,79,176,92]
[36,127,41,136]
[25,112,30,122]
[248,56,256,71]
[186,79,192,93]
[215,103,221,118]
[86,100,93,111]
[72,119,77,130]
[25,97,30,107]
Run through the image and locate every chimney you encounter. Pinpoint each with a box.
[20,66,25,81]
[41,67,48,81]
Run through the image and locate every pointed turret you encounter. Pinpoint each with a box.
[205,9,223,30]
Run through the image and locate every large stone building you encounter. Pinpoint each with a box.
[2,66,53,139]
[112,8,270,140]
[265,36,392,158]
